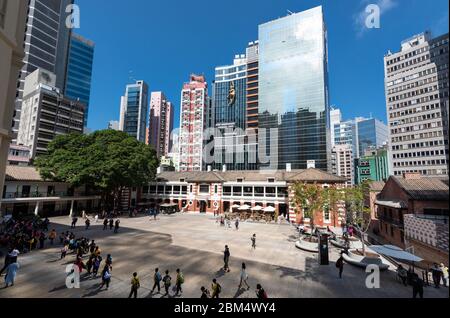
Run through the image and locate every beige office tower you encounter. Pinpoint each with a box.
[384,32,449,178]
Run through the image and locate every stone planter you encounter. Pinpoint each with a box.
[295,236,319,253]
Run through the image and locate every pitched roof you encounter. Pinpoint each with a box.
[156,169,347,183]
[369,181,386,192]
[4,165,43,182]
[392,176,449,201]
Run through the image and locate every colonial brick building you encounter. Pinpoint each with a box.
[375,173,449,265]
[138,168,346,227]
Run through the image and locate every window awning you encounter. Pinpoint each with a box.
[375,200,408,209]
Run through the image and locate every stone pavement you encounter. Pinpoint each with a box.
[0,213,448,298]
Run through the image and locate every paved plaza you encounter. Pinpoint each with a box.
[0,213,448,298]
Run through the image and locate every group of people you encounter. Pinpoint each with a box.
[430,263,448,288]
[102,218,120,233]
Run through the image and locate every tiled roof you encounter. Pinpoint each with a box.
[369,181,386,192]
[392,176,449,201]
[4,165,43,182]
[157,169,347,183]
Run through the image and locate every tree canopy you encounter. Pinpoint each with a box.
[34,130,159,205]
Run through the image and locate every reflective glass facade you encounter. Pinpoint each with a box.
[258,6,330,170]
[121,81,148,142]
[357,118,389,158]
[65,34,95,127]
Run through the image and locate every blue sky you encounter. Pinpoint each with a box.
[75,0,449,131]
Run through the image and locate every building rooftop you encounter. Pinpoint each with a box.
[369,181,386,192]
[156,169,347,183]
[391,176,449,201]
[5,165,43,182]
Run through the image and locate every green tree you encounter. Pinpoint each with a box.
[292,183,326,241]
[35,130,159,210]
[343,181,371,255]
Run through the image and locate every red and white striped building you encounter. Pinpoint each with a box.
[178,75,208,172]
[137,168,347,227]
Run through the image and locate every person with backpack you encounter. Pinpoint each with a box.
[100,265,111,290]
[162,270,172,297]
[200,286,210,298]
[336,253,344,279]
[175,268,184,296]
[128,272,140,298]
[223,245,230,273]
[256,284,268,299]
[151,268,162,294]
[211,278,221,298]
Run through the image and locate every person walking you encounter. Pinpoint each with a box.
[94,214,99,223]
[85,218,91,230]
[0,249,13,276]
[411,273,424,298]
[162,270,172,297]
[48,229,57,245]
[103,218,108,230]
[4,262,20,288]
[100,265,111,290]
[336,254,344,279]
[200,286,210,298]
[175,268,184,296]
[60,244,68,259]
[109,219,114,230]
[431,263,443,288]
[151,268,162,294]
[92,256,102,278]
[38,232,46,249]
[211,279,221,298]
[239,263,250,289]
[440,263,448,287]
[256,284,268,299]
[128,272,140,298]
[235,218,239,230]
[251,234,256,249]
[114,219,120,233]
[223,245,230,273]
[71,217,78,229]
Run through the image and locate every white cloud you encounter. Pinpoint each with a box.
[354,0,398,37]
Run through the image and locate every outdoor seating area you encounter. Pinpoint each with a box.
[226,204,277,223]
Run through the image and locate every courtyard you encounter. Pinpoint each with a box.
[0,213,448,298]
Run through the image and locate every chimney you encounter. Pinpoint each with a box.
[222,164,227,172]
[286,163,292,172]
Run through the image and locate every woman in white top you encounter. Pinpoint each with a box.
[239,262,250,289]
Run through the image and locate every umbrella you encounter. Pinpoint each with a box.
[369,245,423,262]
[264,206,276,213]
[238,204,251,211]
[251,206,263,211]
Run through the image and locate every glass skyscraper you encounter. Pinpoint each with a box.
[119,81,149,142]
[65,33,95,127]
[356,118,389,158]
[258,6,330,171]
[211,55,253,170]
